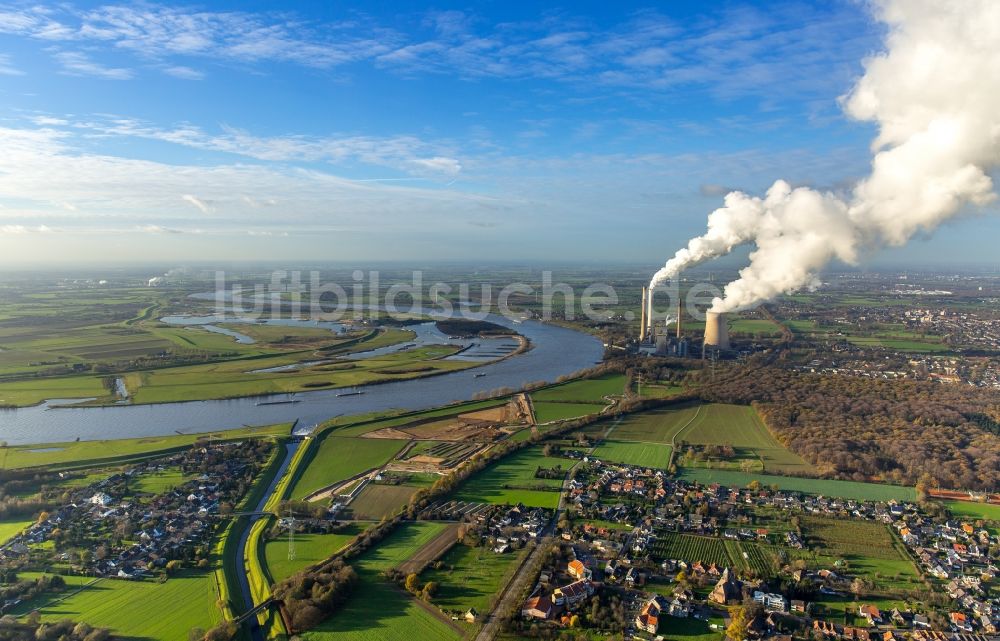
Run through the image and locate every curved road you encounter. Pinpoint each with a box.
[235,440,300,641]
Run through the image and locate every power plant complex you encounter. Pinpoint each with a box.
[637,287,728,357]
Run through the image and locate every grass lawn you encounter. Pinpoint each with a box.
[264,524,363,582]
[531,401,603,423]
[291,436,407,499]
[531,374,626,403]
[0,422,291,470]
[944,500,1000,523]
[0,518,32,544]
[811,595,912,623]
[421,544,524,614]
[453,447,565,508]
[300,522,459,641]
[131,467,196,494]
[658,615,725,641]
[591,440,671,469]
[12,570,222,640]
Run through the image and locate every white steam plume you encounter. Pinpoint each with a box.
[650,0,1000,312]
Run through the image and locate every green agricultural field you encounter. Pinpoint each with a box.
[0,518,32,544]
[300,521,459,641]
[122,343,473,405]
[677,468,916,502]
[0,376,111,407]
[530,373,626,403]
[727,318,783,336]
[650,532,734,567]
[591,440,671,468]
[347,484,420,520]
[420,544,524,614]
[800,516,920,589]
[652,533,778,575]
[846,336,951,353]
[290,436,407,499]
[676,404,811,474]
[264,525,363,582]
[636,383,686,399]
[453,447,566,508]
[301,576,459,641]
[532,401,602,423]
[944,500,1000,523]
[358,522,449,571]
[324,399,507,438]
[679,467,916,502]
[12,570,222,640]
[597,403,702,443]
[0,422,291,470]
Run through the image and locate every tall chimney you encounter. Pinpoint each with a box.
[676,297,682,339]
[703,311,730,350]
[639,287,648,342]
[646,287,654,340]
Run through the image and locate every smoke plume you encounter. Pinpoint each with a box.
[650,0,1000,312]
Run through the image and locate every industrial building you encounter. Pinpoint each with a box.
[637,288,729,358]
[637,287,690,357]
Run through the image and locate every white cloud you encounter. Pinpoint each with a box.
[0,3,873,102]
[410,156,462,176]
[31,115,69,126]
[0,224,53,234]
[181,194,211,213]
[53,51,132,79]
[0,125,500,237]
[0,53,22,75]
[163,65,203,80]
[44,114,464,177]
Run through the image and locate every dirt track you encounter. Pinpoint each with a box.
[397,522,460,575]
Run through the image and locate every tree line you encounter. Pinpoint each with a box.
[696,365,1000,490]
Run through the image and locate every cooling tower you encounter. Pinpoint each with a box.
[703,311,730,350]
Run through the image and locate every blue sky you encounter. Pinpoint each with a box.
[0,0,995,267]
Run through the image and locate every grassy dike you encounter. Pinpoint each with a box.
[219,441,287,628]
[246,435,316,639]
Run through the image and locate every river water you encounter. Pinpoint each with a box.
[0,315,603,445]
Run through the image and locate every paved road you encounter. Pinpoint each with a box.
[474,418,625,641]
[234,440,300,641]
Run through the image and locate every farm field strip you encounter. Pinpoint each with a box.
[300,521,461,641]
[529,373,626,403]
[10,571,222,640]
[291,436,408,500]
[591,440,671,469]
[676,468,916,502]
[452,446,566,509]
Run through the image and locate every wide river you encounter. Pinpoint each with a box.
[0,315,603,445]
